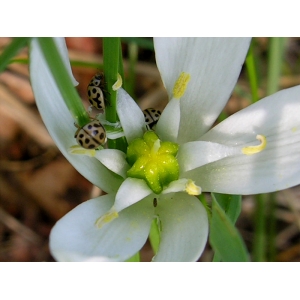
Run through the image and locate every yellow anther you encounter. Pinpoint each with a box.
[112,73,123,91]
[68,145,96,157]
[242,135,267,155]
[95,210,119,229]
[185,179,202,196]
[173,72,191,99]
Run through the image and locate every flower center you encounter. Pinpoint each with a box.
[126,131,179,194]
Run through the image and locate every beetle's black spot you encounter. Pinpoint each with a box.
[92,129,99,136]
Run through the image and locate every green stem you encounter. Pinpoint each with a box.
[265,38,286,261]
[253,194,266,261]
[245,41,259,103]
[103,38,120,149]
[267,37,287,95]
[37,38,90,127]
[127,42,138,98]
[268,193,277,261]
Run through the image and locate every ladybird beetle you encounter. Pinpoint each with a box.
[143,108,161,130]
[75,120,106,149]
[87,73,106,110]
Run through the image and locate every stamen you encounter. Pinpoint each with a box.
[242,135,267,155]
[112,73,123,91]
[95,210,119,228]
[185,179,202,195]
[151,139,161,155]
[68,145,96,157]
[172,72,191,99]
[162,178,201,196]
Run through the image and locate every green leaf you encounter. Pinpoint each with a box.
[212,193,242,224]
[210,195,249,262]
[0,37,30,73]
[149,218,160,254]
[36,38,90,127]
[126,251,140,262]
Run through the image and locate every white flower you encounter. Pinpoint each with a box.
[30,38,300,262]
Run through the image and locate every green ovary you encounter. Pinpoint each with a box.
[127,131,179,194]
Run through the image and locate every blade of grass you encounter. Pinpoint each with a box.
[0,37,30,73]
[36,38,90,127]
[211,193,242,262]
[210,195,249,262]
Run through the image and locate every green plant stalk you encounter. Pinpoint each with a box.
[103,38,120,149]
[267,37,287,95]
[0,37,30,73]
[245,41,259,103]
[118,45,125,87]
[265,37,286,261]
[37,38,90,127]
[253,194,266,261]
[115,44,128,153]
[127,42,138,98]
[245,39,267,261]
[268,193,277,261]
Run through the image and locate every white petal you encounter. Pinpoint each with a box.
[117,88,145,143]
[186,86,300,194]
[29,38,122,193]
[113,178,153,212]
[156,98,180,142]
[154,37,251,143]
[94,149,130,178]
[50,194,154,262]
[152,193,208,262]
[177,141,240,173]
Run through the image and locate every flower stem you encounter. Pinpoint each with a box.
[37,38,90,127]
[127,41,138,98]
[265,37,286,261]
[253,194,266,261]
[267,37,287,95]
[245,41,259,103]
[103,38,120,149]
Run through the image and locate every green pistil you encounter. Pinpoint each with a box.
[127,132,179,194]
